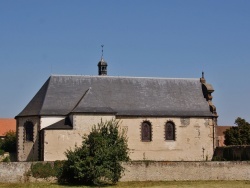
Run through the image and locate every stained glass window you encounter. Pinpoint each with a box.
[165,122,175,140]
[24,121,34,142]
[141,121,152,141]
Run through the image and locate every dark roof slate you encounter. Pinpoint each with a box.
[17,75,214,117]
[18,78,50,116]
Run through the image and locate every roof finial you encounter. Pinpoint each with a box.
[98,45,107,76]
[101,44,104,59]
[200,71,206,83]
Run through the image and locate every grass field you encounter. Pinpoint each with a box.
[1,181,250,188]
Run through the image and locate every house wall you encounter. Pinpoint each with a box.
[43,115,214,161]
[16,117,40,162]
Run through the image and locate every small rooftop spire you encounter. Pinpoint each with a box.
[98,44,108,76]
[200,71,206,83]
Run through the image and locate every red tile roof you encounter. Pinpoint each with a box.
[217,126,234,147]
[0,118,16,137]
[217,126,233,136]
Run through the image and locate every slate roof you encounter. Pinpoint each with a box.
[17,75,214,117]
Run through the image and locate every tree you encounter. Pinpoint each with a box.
[59,119,130,185]
[224,117,250,145]
[0,131,16,153]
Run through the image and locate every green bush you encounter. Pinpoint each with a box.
[0,139,3,149]
[0,149,4,156]
[224,117,250,146]
[58,119,130,185]
[1,131,16,153]
[2,156,10,162]
[30,161,64,178]
[31,163,53,178]
[54,160,65,177]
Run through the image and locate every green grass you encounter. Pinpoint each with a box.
[1,181,250,188]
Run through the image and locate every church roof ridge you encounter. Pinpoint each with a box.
[50,74,199,81]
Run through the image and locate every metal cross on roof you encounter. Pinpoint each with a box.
[101,44,104,58]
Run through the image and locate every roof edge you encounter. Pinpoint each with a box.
[50,74,200,81]
[39,76,52,116]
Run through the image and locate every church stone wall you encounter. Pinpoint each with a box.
[43,130,84,161]
[72,114,115,130]
[117,117,214,161]
[43,115,214,161]
[17,117,40,162]
[43,114,115,161]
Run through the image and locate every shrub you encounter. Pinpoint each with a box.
[224,117,250,145]
[0,149,4,156]
[0,139,2,149]
[1,131,16,153]
[59,119,130,185]
[30,161,65,178]
[2,156,10,162]
[31,163,54,178]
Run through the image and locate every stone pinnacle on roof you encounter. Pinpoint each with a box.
[200,71,206,84]
[98,44,108,76]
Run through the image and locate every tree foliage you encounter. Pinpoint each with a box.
[0,131,16,153]
[224,117,250,146]
[59,119,130,185]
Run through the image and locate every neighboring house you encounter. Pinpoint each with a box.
[16,56,218,162]
[0,118,16,140]
[217,126,232,146]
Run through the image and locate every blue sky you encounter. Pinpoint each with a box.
[0,0,249,125]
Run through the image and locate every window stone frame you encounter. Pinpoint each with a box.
[165,121,176,141]
[24,121,34,142]
[141,121,152,142]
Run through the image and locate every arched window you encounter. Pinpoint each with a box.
[141,121,152,141]
[165,122,175,141]
[24,121,34,142]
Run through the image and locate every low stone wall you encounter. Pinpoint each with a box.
[0,162,31,182]
[121,161,250,181]
[1,161,250,183]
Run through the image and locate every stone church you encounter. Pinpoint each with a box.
[16,55,218,162]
